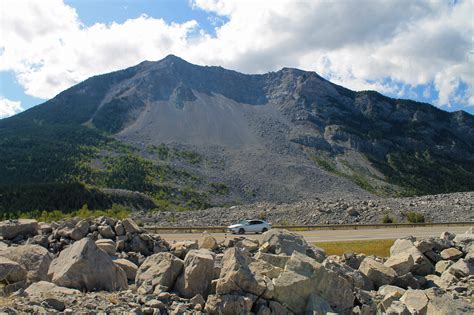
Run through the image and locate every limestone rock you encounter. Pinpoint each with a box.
[122,218,141,234]
[359,257,396,288]
[98,225,115,239]
[216,247,267,297]
[0,244,53,283]
[235,238,259,252]
[0,219,38,240]
[170,240,198,259]
[261,229,309,255]
[399,289,428,315]
[95,239,116,255]
[305,293,333,315]
[0,256,27,283]
[113,258,138,281]
[205,294,254,315]
[200,232,218,250]
[446,258,473,278]
[440,247,463,261]
[434,260,453,275]
[175,249,215,298]
[48,238,128,291]
[384,253,414,276]
[135,252,184,293]
[24,281,81,297]
[253,252,290,269]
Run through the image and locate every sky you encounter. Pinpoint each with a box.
[0,0,473,119]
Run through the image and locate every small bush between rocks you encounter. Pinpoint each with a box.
[406,211,425,223]
[382,214,395,224]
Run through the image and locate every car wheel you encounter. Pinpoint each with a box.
[238,228,245,234]
[262,227,268,233]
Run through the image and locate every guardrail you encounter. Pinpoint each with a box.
[144,221,473,234]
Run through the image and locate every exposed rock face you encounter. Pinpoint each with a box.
[47,238,128,291]
[0,244,53,283]
[135,252,184,293]
[0,219,38,240]
[175,249,215,298]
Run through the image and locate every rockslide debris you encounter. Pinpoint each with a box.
[0,217,473,314]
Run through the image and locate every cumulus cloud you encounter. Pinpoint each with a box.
[0,97,23,118]
[0,0,472,110]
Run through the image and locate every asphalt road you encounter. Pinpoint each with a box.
[159,226,471,243]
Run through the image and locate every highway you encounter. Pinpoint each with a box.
[158,225,471,243]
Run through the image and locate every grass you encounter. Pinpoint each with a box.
[315,239,395,257]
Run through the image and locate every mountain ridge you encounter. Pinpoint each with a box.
[1,55,473,214]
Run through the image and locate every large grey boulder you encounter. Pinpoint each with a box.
[122,218,141,234]
[95,239,116,255]
[305,293,334,315]
[261,229,309,255]
[24,281,81,297]
[446,258,474,278]
[440,247,463,261]
[113,258,138,281]
[216,247,270,298]
[170,240,199,259]
[399,289,428,315]
[205,294,254,315]
[175,249,215,298]
[47,238,128,291]
[200,232,218,250]
[253,252,290,269]
[0,219,38,240]
[359,257,396,288]
[0,244,53,283]
[273,251,353,314]
[390,239,433,276]
[0,256,27,283]
[135,252,184,293]
[98,225,115,239]
[384,253,414,276]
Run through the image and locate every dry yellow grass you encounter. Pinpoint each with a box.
[315,239,395,257]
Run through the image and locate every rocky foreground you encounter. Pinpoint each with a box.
[0,217,473,314]
[137,192,474,227]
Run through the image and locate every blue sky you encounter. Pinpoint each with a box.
[0,0,472,117]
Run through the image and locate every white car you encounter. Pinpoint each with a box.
[228,219,272,234]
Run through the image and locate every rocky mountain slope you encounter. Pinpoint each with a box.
[0,218,473,314]
[0,55,473,213]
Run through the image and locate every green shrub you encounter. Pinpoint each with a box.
[382,214,395,224]
[406,211,425,223]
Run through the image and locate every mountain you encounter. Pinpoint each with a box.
[1,55,473,215]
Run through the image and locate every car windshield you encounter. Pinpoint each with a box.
[239,219,250,224]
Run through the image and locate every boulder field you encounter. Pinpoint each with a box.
[0,217,473,314]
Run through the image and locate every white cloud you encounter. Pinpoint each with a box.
[0,0,472,110]
[0,97,23,118]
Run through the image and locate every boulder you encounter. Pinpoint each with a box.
[392,272,420,290]
[200,232,218,250]
[122,218,141,234]
[0,244,53,283]
[390,239,433,276]
[48,238,128,291]
[114,223,125,236]
[384,253,414,276]
[434,260,453,275]
[170,240,199,259]
[95,239,116,255]
[24,281,81,297]
[273,251,353,314]
[216,248,268,298]
[359,257,396,288]
[446,258,473,278]
[378,285,406,298]
[425,287,474,314]
[399,289,428,315]
[98,225,115,239]
[0,219,38,240]
[235,238,259,252]
[261,229,309,255]
[249,259,283,279]
[113,258,138,281]
[305,293,334,315]
[440,231,455,241]
[205,294,254,315]
[269,300,292,315]
[453,233,474,244]
[384,300,410,315]
[440,248,463,261]
[323,259,373,291]
[71,219,90,240]
[253,252,290,269]
[128,234,153,256]
[175,249,215,298]
[135,252,184,293]
[0,256,27,283]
